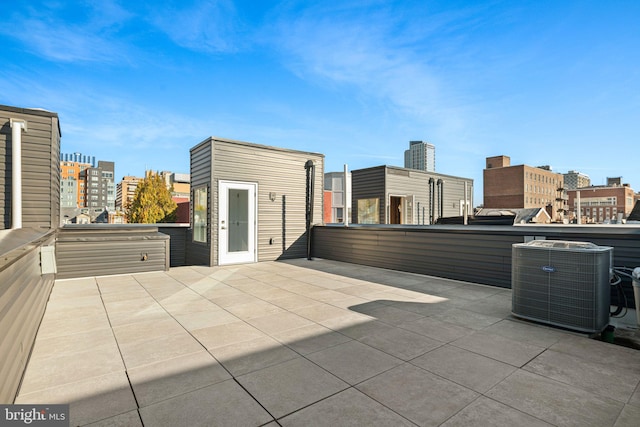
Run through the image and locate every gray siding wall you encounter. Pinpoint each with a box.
[1,106,61,230]
[56,226,170,279]
[0,230,56,403]
[312,224,640,291]
[187,141,212,266]
[188,137,324,266]
[351,167,385,224]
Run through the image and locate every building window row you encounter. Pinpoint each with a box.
[574,197,617,207]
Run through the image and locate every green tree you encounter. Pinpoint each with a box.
[126,171,178,223]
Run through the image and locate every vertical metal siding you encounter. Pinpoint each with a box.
[158,225,188,267]
[0,231,56,403]
[187,140,212,265]
[351,167,386,224]
[0,106,61,230]
[210,139,324,264]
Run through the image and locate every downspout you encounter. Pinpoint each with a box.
[437,179,444,220]
[463,181,468,225]
[470,184,473,217]
[343,164,349,227]
[305,160,315,260]
[10,119,27,229]
[428,177,434,224]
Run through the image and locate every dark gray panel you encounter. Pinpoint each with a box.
[312,225,640,291]
[351,166,385,224]
[158,225,188,267]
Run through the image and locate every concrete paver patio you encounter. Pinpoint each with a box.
[15,259,640,426]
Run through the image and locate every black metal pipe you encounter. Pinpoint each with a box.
[437,179,444,219]
[305,160,315,260]
[428,178,435,224]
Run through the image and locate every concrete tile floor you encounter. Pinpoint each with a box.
[15,259,640,426]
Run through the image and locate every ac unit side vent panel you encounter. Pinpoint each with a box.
[511,240,612,333]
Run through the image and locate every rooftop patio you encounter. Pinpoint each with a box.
[16,259,640,426]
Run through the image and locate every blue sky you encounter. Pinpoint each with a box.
[1,0,639,205]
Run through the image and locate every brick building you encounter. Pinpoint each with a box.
[483,155,566,221]
[568,183,636,223]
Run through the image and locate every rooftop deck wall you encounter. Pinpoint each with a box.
[312,224,640,306]
[0,229,56,403]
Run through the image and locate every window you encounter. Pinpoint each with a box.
[357,198,380,224]
[193,186,208,243]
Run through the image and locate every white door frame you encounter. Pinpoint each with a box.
[218,180,257,265]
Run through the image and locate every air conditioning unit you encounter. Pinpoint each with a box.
[511,240,612,333]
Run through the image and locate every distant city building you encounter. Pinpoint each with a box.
[81,161,115,214]
[563,170,591,190]
[404,141,435,172]
[324,171,351,223]
[116,176,141,211]
[159,171,191,198]
[483,155,566,221]
[60,153,94,208]
[568,180,635,223]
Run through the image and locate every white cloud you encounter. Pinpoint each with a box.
[0,0,133,63]
[270,2,477,138]
[148,0,242,53]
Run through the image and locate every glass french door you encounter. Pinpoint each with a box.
[218,181,257,265]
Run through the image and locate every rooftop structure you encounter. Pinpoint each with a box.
[351,165,472,225]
